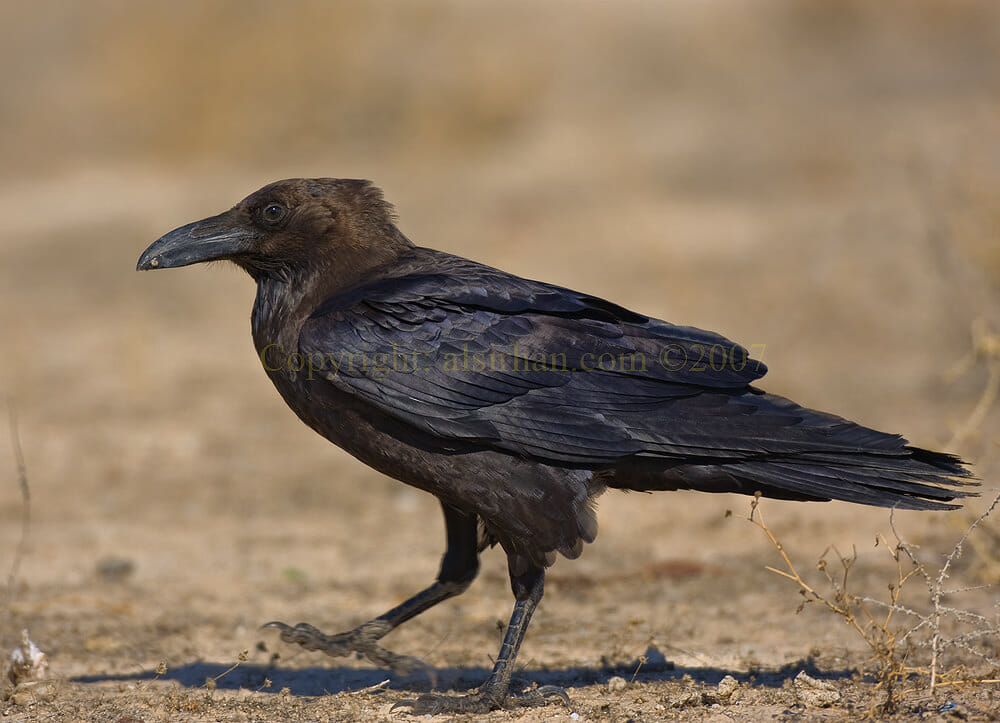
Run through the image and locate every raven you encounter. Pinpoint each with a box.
[138,178,973,712]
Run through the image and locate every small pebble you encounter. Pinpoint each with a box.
[607,676,627,691]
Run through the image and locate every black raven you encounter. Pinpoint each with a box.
[138,178,973,712]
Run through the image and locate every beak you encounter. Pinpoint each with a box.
[137,209,258,271]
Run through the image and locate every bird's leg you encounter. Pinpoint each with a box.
[393,563,570,713]
[264,502,479,678]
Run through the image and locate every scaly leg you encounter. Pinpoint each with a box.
[264,502,479,677]
[392,563,570,713]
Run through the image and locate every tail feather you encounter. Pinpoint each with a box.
[731,450,974,510]
[608,391,976,510]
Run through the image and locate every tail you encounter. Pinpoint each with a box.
[718,445,974,510]
[610,392,977,511]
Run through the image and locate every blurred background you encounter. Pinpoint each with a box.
[0,0,998,708]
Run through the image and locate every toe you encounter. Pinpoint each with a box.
[389,684,567,714]
[264,621,324,647]
[391,692,497,715]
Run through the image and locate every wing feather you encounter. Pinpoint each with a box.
[300,269,787,465]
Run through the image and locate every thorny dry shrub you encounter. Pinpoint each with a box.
[737,322,1000,716]
[738,495,999,716]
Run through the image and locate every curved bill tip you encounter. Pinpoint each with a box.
[136,250,162,271]
[137,210,254,271]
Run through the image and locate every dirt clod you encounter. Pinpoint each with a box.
[669,688,707,708]
[717,674,740,701]
[10,680,57,706]
[793,671,840,708]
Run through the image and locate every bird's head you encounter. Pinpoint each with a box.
[137,178,409,282]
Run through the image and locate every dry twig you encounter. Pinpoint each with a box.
[4,402,31,617]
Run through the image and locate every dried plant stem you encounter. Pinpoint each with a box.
[931,679,1000,687]
[5,402,31,615]
[745,496,870,644]
[928,492,1000,689]
[945,320,1000,450]
[948,360,1000,450]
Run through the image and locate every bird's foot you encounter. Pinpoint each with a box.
[392,683,569,714]
[262,620,432,679]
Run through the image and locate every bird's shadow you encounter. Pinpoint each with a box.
[73,651,853,697]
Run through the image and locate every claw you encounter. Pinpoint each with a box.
[530,685,571,706]
[390,697,424,714]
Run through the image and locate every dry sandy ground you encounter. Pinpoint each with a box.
[2,2,1000,721]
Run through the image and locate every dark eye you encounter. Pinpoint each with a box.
[261,203,286,224]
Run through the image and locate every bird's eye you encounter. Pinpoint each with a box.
[261,203,286,224]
